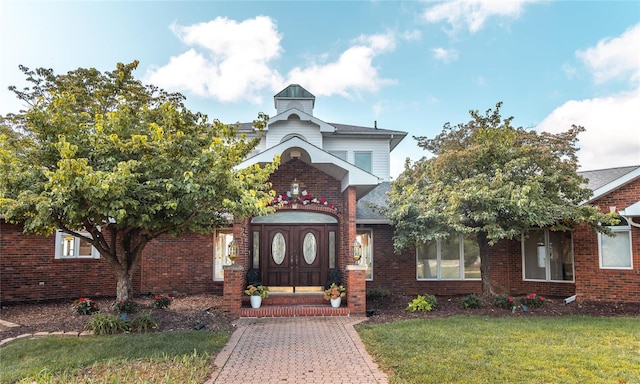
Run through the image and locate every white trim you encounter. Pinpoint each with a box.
[54,230,99,259]
[357,229,374,281]
[416,235,481,281]
[268,108,335,133]
[598,225,633,270]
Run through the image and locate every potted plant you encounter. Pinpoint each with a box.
[324,283,346,307]
[244,285,269,308]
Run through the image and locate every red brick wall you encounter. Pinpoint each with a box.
[1,221,220,303]
[365,224,575,299]
[0,222,119,303]
[140,232,220,297]
[574,177,640,303]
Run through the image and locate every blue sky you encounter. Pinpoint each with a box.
[1,1,638,178]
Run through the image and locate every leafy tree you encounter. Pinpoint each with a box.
[0,61,278,301]
[385,102,614,295]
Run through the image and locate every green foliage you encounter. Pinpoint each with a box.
[357,316,640,383]
[0,330,230,383]
[383,102,617,295]
[71,298,99,315]
[366,287,391,300]
[493,294,514,310]
[152,295,173,309]
[0,62,279,301]
[86,314,130,335]
[460,294,484,309]
[521,293,546,308]
[406,294,437,312]
[113,299,138,314]
[129,312,158,332]
[244,284,269,298]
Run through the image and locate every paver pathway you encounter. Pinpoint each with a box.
[206,317,388,384]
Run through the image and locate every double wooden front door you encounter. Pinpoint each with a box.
[253,224,336,289]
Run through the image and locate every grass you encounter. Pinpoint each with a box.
[357,316,640,384]
[0,331,230,383]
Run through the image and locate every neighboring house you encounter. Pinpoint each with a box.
[1,85,638,310]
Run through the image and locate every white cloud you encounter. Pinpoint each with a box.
[146,16,284,104]
[422,0,539,33]
[286,32,397,97]
[576,23,640,85]
[536,88,640,170]
[432,47,459,62]
[402,29,422,41]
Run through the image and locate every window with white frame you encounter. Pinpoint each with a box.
[354,151,372,173]
[357,230,373,280]
[214,230,234,280]
[416,234,480,280]
[54,230,99,259]
[522,229,574,281]
[599,218,633,269]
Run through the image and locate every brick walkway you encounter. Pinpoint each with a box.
[206,317,388,384]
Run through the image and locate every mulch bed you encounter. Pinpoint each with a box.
[2,293,639,341]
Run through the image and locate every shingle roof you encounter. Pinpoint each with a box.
[356,182,390,222]
[578,165,640,192]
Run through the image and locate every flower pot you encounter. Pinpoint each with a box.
[330,297,341,308]
[250,295,262,309]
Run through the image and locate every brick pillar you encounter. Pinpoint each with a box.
[221,264,245,316]
[346,264,367,317]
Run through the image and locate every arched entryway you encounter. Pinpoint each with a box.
[250,211,338,292]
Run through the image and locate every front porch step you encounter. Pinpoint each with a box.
[240,293,349,317]
[240,305,349,318]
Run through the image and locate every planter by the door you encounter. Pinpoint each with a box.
[330,297,342,308]
[250,296,263,309]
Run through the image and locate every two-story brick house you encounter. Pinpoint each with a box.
[1,85,638,313]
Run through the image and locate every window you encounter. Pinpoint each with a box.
[417,234,480,280]
[54,230,99,259]
[214,230,234,280]
[354,151,372,173]
[328,150,347,161]
[522,229,574,281]
[357,230,373,280]
[599,218,633,269]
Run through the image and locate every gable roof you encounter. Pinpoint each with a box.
[579,165,640,203]
[237,136,381,199]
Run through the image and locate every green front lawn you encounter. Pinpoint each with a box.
[357,316,640,384]
[0,331,229,383]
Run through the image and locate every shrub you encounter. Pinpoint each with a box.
[130,312,158,333]
[521,293,545,308]
[112,299,138,314]
[406,294,437,312]
[366,287,391,300]
[152,295,173,309]
[86,314,130,335]
[493,294,514,310]
[72,298,99,315]
[460,294,484,309]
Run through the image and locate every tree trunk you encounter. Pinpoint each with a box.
[115,268,133,302]
[477,231,493,297]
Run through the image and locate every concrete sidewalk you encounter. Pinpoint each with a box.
[206,317,388,384]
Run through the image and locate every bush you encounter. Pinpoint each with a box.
[406,294,437,312]
[460,294,484,309]
[521,293,545,308]
[152,295,173,309]
[112,299,138,314]
[493,294,514,310]
[86,314,130,335]
[130,312,158,333]
[366,287,391,300]
[72,298,99,315]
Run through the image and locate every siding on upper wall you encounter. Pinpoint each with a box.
[323,137,391,180]
[265,120,323,148]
